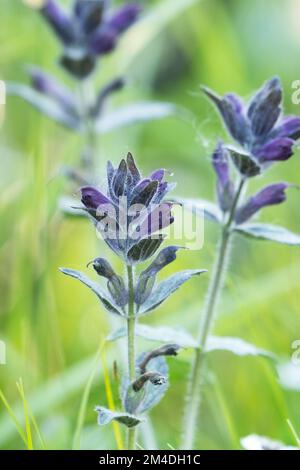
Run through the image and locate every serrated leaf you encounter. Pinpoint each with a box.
[60,268,123,316]
[95,102,178,134]
[7,83,80,130]
[139,269,207,314]
[235,223,300,246]
[241,434,298,450]
[108,324,198,348]
[95,407,142,428]
[206,336,275,360]
[174,197,222,223]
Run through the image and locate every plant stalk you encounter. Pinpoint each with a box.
[126,264,136,450]
[182,178,246,449]
[78,78,97,171]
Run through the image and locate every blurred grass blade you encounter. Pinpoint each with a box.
[287,419,300,447]
[16,379,33,450]
[0,389,27,446]
[72,339,106,450]
[101,347,124,450]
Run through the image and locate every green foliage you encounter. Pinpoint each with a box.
[1,0,300,450]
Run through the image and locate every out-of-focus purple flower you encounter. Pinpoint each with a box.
[80,153,175,264]
[40,0,140,79]
[203,77,300,175]
[212,142,234,212]
[41,0,75,45]
[28,67,77,117]
[235,183,288,225]
[106,4,141,33]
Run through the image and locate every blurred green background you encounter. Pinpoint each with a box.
[1,0,300,450]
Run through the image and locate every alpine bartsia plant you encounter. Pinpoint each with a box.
[60,153,206,450]
[181,77,300,449]
[8,1,176,175]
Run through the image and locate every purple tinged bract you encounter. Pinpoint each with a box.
[235,183,289,225]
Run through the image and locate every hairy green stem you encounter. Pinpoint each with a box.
[182,178,246,449]
[126,265,136,450]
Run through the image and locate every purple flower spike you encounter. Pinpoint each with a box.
[212,142,234,212]
[40,1,141,79]
[107,4,141,33]
[203,77,300,175]
[255,137,294,162]
[235,183,289,225]
[41,0,74,45]
[79,154,175,264]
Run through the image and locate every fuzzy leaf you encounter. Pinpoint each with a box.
[174,197,222,223]
[206,336,275,360]
[235,223,300,246]
[136,356,169,414]
[59,268,123,316]
[139,270,207,314]
[7,83,80,130]
[58,196,86,218]
[107,324,198,348]
[241,434,298,450]
[277,362,300,390]
[95,407,142,428]
[95,101,178,134]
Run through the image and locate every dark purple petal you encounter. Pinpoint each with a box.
[112,159,127,197]
[235,183,288,224]
[41,0,75,44]
[145,246,181,276]
[135,246,182,305]
[212,142,235,211]
[106,4,140,34]
[212,141,230,187]
[255,137,294,162]
[74,0,106,33]
[81,186,111,210]
[247,77,282,137]
[28,67,76,116]
[89,26,117,55]
[131,180,158,207]
[271,116,300,140]
[139,203,174,238]
[202,87,250,146]
[126,152,141,185]
[150,169,165,182]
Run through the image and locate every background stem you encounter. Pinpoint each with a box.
[78,78,97,172]
[182,178,246,449]
[126,265,136,450]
